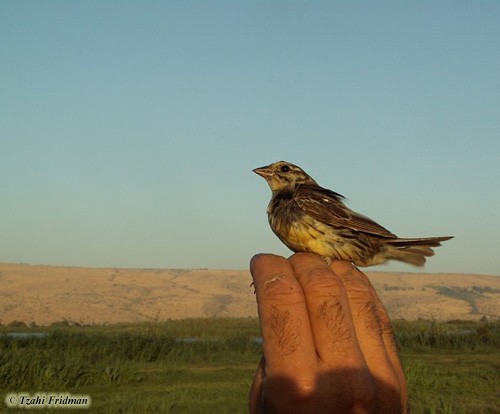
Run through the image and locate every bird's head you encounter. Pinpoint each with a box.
[253,161,316,192]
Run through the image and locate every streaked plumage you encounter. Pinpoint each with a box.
[253,161,452,267]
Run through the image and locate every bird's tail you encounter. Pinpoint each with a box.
[384,236,453,266]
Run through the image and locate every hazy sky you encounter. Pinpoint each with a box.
[2,1,499,275]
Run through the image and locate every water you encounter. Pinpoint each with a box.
[1,332,49,339]
[1,332,262,342]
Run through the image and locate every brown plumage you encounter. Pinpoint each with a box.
[253,161,453,267]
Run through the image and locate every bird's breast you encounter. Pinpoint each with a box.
[267,196,342,257]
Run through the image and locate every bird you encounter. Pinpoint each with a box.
[253,161,453,267]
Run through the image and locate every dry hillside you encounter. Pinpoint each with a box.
[0,263,498,325]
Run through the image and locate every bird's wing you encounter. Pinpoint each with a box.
[295,185,397,238]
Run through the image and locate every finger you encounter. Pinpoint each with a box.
[249,355,265,414]
[250,254,317,378]
[363,277,408,409]
[331,261,403,411]
[288,253,365,369]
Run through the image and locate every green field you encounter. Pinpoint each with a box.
[1,318,498,413]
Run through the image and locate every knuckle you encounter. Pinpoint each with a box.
[347,371,377,409]
[293,376,317,396]
[300,268,344,296]
[258,274,303,304]
[351,388,377,412]
[330,260,358,274]
[263,375,317,412]
[341,270,372,293]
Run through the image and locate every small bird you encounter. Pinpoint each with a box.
[253,161,452,267]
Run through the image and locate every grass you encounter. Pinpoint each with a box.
[403,352,498,414]
[1,318,498,413]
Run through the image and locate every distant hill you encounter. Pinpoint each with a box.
[0,263,498,325]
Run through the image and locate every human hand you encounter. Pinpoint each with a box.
[249,253,407,414]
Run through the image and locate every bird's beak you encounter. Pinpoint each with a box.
[253,165,273,178]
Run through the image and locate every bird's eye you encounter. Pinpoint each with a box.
[280,165,290,173]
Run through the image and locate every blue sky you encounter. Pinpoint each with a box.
[1,1,499,275]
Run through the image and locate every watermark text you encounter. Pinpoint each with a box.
[5,393,91,409]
